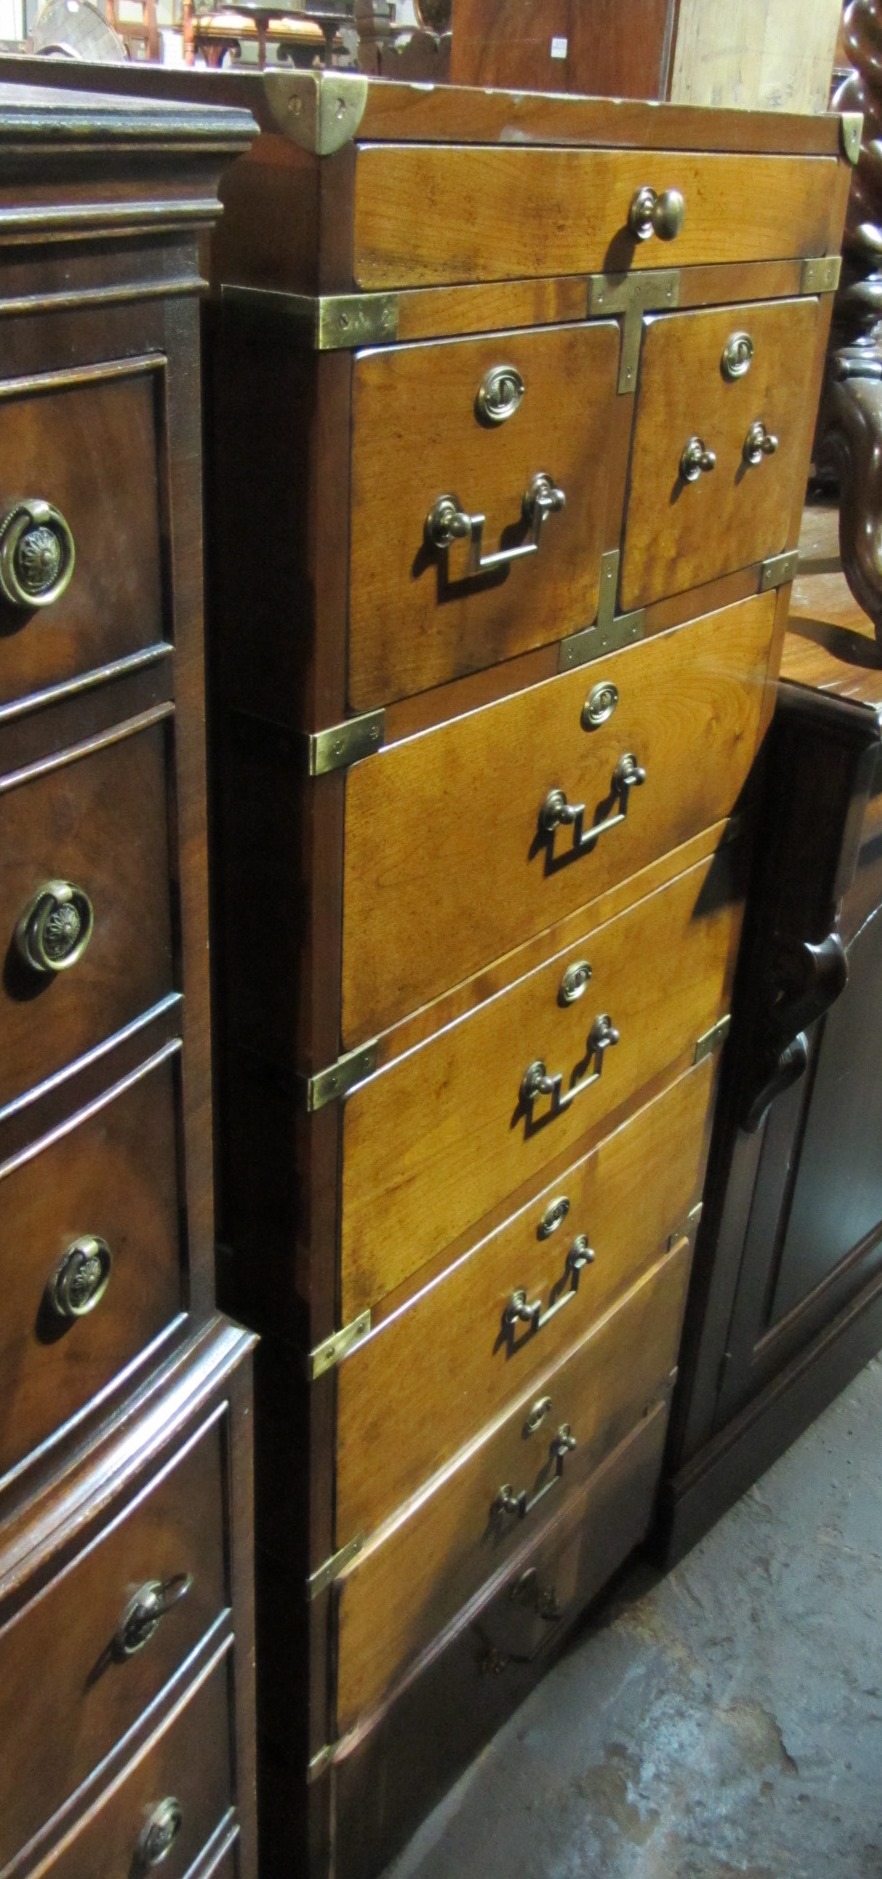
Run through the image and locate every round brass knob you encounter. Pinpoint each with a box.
[47,1235,112,1320]
[425,494,472,550]
[113,1574,193,1659]
[14,879,94,975]
[136,1797,183,1868]
[628,184,685,242]
[567,1234,595,1272]
[680,437,717,483]
[742,420,779,466]
[0,499,75,611]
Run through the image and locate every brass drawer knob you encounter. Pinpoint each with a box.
[137,1797,183,1868]
[114,1573,193,1660]
[14,879,94,975]
[566,1234,595,1272]
[742,419,779,465]
[680,436,717,483]
[47,1235,112,1320]
[628,184,685,243]
[0,498,76,610]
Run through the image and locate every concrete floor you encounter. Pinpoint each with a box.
[383,1356,882,1879]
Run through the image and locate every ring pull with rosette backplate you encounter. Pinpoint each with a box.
[14,879,94,976]
[0,498,75,610]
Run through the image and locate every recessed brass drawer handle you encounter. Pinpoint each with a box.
[47,1234,112,1320]
[628,184,685,242]
[425,472,565,577]
[0,498,76,610]
[494,1423,578,1521]
[136,1796,183,1868]
[680,436,717,482]
[742,419,779,465]
[15,878,94,975]
[540,754,646,852]
[114,1573,193,1660]
[520,1013,620,1115]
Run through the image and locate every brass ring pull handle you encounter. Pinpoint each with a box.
[494,1423,578,1521]
[628,184,685,242]
[742,419,779,465]
[14,879,94,975]
[680,436,717,483]
[0,498,76,610]
[520,1013,620,1116]
[136,1797,183,1868]
[46,1235,112,1321]
[113,1574,193,1660]
[540,754,646,852]
[425,472,565,577]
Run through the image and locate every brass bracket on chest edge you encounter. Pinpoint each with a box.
[221,284,399,350]
[840,111,863,166]
[307,1532,365,1602]
[305,709,385,776]
[667,1200,704,1252]
[558,548,645,672]
[801,255,842,296]
[694,1015,731,1065]
[587,268,680,394]
[307,1309,372,1380]
[296,1039,379,1113]
[759,550,800,592]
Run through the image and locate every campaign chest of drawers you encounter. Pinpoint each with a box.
[2,59,855,1879]
[0,81,258,1879]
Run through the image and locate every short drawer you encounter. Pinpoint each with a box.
[620,298,823,610]
[0,1042,185,1481]
[349,320,622,707]
[340,844,740,1317]
[30,1650,233,1879]
[337,1056,712,1537]
[0,1410,228,1867]
[342,592,774,1040]
[333,1237,689,1730]
[0,714,174,1109]
[0,362,166,709]
[351,145,839,289]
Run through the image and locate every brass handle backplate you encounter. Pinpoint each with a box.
[47,1234,112,1320]
[628,184,685,242]
[742,420,779,465]
[494,1423,578,1522]
[0,498,75,610]
[14,879,94,975]
[113,1574,193,1660]
[521,1013,620,1117]
[680,437,717,483]
[425,472,565,578]
[540,754,646,854]
[136,1797,183,1868]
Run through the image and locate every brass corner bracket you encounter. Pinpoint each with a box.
[694,1015,731,1065]
[307,1532,364,1601]
[296,1040,379,1113]
[308,1310,372,1380]
[266,70,369,155]
[221,285,399,350]
[840,111,863,166]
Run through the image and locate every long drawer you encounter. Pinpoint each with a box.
[333,1235,690,1730]
[340,844,740,1317]
[336,1056,712,1537]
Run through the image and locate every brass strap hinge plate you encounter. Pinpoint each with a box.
[297,1040,378,1113]
[694,1015,731,1065]
[668,1201,703,1251]
[840,111,863,166]
[307,1744,336,1784]
[221,284,399,349]
[306,710,385,776]
[307,1533,364,1601]
[759,550,800,593]
[559,548,645,671]
[587,269,680,393]
[308,1310,371,1380]
[801,255,842,296]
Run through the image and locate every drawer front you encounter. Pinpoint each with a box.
[341,846,739,1317]
[0,1411,227,1866]
[34,1651,233,1879]
[343,593,774,1041]
[0,718,174,1109]
[336,1057,711,1539]
[0,364,165,709]
[0,1045,184,1481]
[352,146,838,289]
[334,1238,689,1729]
[349,321,621,707]
[620,298,822,610]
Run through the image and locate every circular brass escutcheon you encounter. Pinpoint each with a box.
[0,499,76,611]
[475,363,525,425]
[537,1194,570,1239]
[559,959,592,1006]
[47,1235,112,1321]
[721,331,754,380]
[115,1573,193,1659]
[582,680,619,729]
[523,1395,553,1436]
[14,879,94,975]
[137,1797,183,1868]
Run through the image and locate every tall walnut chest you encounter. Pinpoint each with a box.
[5,61,854,1879]
[0,82,259,1879]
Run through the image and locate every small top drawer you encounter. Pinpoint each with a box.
[351,146,840,290]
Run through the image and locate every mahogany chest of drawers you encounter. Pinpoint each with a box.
[0,81,258,1879]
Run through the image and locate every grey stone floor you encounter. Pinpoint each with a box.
[383,1357,882,1879]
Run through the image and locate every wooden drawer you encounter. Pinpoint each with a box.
[343,593,774,1040]
[620,298,822,610]
[0,363,166,710]
[0,715,174,1110]
[31,1649,233,1879]
[340,844,740,1317]
[0,1042,185,1481]
[337,1057,712,1538]
[351,146,838,289]
[349,321,622,707]
[333,1236,689,1730]
[0,1409,228,1867]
